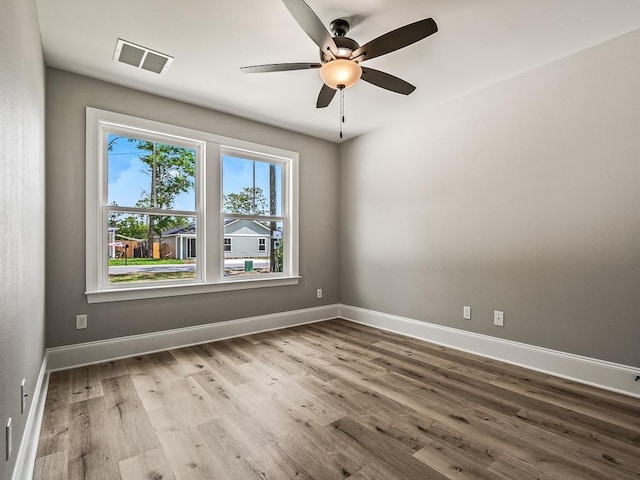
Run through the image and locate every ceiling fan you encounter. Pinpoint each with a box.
[240,0,438,110]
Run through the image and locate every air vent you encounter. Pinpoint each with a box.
[113,39,173,74]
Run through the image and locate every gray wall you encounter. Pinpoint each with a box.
[46,68,339,347]
[339,29,640,368]
[0,0,46,477]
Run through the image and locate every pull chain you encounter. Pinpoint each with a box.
[339,85,345,139]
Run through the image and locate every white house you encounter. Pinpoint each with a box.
[162,219,271,259]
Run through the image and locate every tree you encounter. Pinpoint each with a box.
[133,141,196,256]
[111,215,148,240]
[223,187,268,215]
[108,202,146,240]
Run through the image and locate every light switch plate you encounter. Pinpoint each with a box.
[21,379,26,414]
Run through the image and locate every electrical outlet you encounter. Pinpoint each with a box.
[76,314,88,329]
[6,418,12,461]
[316,288,323,299]
[463,306,471,320]
[494,311,504,327]
[20,379,27,414]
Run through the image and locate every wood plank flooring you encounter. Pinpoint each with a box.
[34,319,640,479]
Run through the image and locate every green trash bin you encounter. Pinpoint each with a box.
[244,260,254,272]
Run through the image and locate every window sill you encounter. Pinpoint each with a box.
[86,276,301,304]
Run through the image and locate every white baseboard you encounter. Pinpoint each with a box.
[47,304,340,371]
[339,304,640,399]
[11,353,49,480]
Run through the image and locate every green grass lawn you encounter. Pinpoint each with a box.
[108,258,193,266]
[109,271,196,283]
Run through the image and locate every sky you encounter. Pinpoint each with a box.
[107,135,282,214]
[222,155,282,215]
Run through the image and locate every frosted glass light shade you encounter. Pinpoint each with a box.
[319,59,362,89]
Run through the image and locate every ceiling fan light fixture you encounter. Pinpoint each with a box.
[319,59,362,90]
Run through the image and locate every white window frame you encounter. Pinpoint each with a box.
[258,238,267,251]
[86,107,299,303]
[224,237,232,252]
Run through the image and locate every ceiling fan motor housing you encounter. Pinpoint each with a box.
[320,33,360,63]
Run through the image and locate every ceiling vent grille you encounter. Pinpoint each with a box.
[113,39,173,74]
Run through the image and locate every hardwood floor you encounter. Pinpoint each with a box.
[34,319,640,479]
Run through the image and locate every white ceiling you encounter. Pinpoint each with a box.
[35,0,640,142]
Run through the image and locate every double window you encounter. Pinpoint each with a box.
[86,108,299,302]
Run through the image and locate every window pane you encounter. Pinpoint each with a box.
[223,220,284,276]
[222,155,282,215]
[108,134,196,211]
[108,212,197,283]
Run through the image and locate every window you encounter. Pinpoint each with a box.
[222,151,285,276]
[106,134,198,284]
[186,238,196,258]
[86,108,299,302]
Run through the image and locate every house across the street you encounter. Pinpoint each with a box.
[162,219,271,260]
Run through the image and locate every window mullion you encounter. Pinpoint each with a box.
[204,142,221,282]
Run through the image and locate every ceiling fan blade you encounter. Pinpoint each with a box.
[351,18,437,63]
[361,67,416,95]
[316,84,337,108]
[241,62,322,73]
[282,0,338,56]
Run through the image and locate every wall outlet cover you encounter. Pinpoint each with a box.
[494,310,504,327]
[463,306,471,320]
[76,314,88,329]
